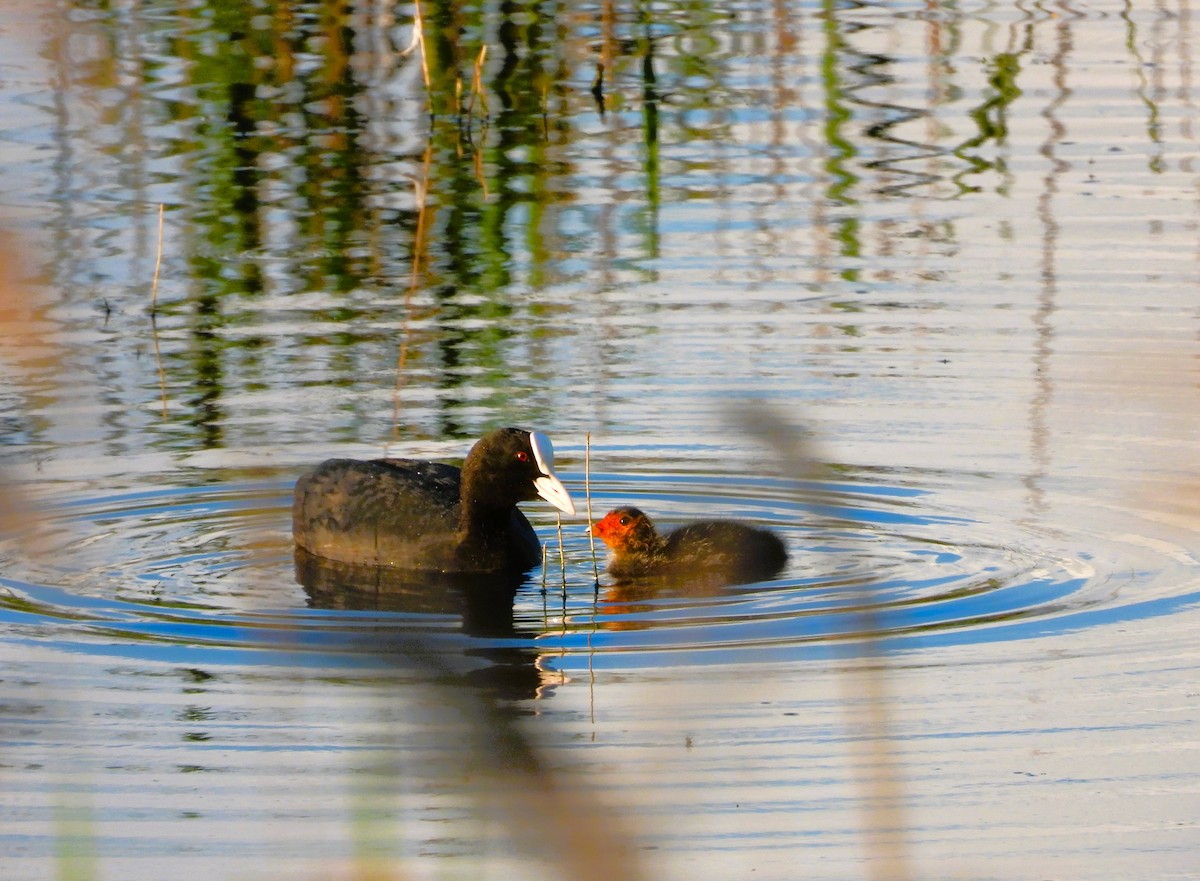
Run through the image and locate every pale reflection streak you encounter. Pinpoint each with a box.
[595,0,622,294]
[762,1,801,283]
[1180,0,1196,155]
[1025,14,1073,522]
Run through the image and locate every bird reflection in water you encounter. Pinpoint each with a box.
[294,547,550,703]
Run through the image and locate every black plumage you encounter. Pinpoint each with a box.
[293,427,574,572]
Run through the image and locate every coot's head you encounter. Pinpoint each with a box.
[463,427,576,515]
[592,506,660,553]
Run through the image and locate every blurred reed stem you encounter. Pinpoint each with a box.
[728,402,913,881]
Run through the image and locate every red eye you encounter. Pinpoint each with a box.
[515,451,529,462]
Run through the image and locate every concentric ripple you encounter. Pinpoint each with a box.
[1,465,1198,671]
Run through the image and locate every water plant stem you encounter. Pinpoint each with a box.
[150,203,163,315]
[555,512,567,592]
[585,432,598,584]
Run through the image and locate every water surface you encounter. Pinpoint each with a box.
[2,1,1200,878]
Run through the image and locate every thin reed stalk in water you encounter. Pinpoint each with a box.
[150,203,164,315]
[555,512,567,592]
[540,542,548,593]
[585,432,599,584]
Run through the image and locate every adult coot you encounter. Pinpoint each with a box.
[592,506,787,582]
[293,427,575,572]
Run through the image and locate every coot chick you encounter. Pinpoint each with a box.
[293,427,575,572]
[592,506,787,583]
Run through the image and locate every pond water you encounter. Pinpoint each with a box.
[2,1,1200,879]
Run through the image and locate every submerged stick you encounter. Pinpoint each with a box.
[585,432,599,585]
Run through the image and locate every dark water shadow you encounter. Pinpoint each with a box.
[295,546,523,633]
[601,558,787,603]
[595,547,788,633]
[294,546,547,702]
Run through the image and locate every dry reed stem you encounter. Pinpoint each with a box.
[555,512,567,591]
[399,1,430,91]
[415,1,430,93]
[150,202,164,314]
[471,45,488,117]
[585,432,599,583]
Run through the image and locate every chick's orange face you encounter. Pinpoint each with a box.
[593,508,650,550]
[592,510,630,548]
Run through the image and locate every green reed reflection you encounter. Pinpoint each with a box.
[954,52,1023,195]
[172,0,378,295]
[22,0,1190,455]
[146,0,751,447]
